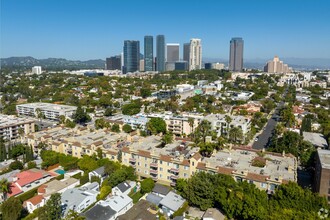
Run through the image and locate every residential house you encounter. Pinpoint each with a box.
[82,204,116,220]
[117,200,157,220]
[24,178,79,213]
[159,191,186,217]
[98,193,133,217]
[203,208,226,220]
[61,182,99,216]
[112,181,136,196]
[88,166,107,184]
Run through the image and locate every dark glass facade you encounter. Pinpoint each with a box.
[144,36,153,71]
[123,40,140,74]
[156,35,165,72]
[229,37,244,72]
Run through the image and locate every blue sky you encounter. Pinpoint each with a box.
[1,0,330,60]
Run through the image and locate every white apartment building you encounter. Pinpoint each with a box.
[189,38,202,71]
[16,103,77,121]
[32,66,42,74]
[0,114,35,141]
[204,114,251,139]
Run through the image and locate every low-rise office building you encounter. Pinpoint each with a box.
[0,114,35,141]
[16,102,77,121]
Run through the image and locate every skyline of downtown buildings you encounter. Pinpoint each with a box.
[112,35,244,73]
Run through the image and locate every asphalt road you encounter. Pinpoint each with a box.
[252,101,284,150]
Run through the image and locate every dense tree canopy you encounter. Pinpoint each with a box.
[147,117,167,135]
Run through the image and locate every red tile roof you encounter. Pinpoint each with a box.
[16,169,51,187]
[160,154,172,162]
[8,183,23,197]
[217,166,235,175]
[181,159,190,166]
[246,173,269,182]
[138,150,151,158]
[38,185,47,194]
[192,152,202,161]
[196,162,206,170]
[24,195,44,206]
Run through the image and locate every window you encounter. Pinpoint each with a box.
[167,176,170,180]
[160,161,163,164]
[175,164,179,169]
[145,170,148,174]
[184,173,188,177]
[137,162,140,166]
[328,188,330,194]
[184,166,188,170]
[192,162,195,166]
[261,183,267,188]
[145,164,147,168]
[160,174,162,178]
[160,167,163,171]
[137,169,140,172]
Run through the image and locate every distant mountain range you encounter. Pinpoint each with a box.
[1,56,329,71]
[0,56,105,70]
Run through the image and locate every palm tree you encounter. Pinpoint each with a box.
[0,179,12,201]
[216,136,227,150]
[224,115,232,138]
[18,127,24,140]
[188,117,194,136]
[229,127,243,144]
[35,108,44,122]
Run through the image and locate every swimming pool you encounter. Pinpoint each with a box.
[55,169,66,175]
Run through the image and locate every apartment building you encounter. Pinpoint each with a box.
[204,114,251,139]
[122,138,297,191]
[24,126,130,160]
[122,137,199,187]
[16,102,77,121]
[315,149,330,202]
[0,114,35,141]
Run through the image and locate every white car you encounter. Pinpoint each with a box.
[255,137,259,141]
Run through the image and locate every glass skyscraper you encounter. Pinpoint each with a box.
[144,36,153,71]
[123,40,140,74]
[229,37,244,72]
[156,35,165,72]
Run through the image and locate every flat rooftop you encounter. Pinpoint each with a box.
[318,149,330,169]
[202,148,296,182]
[303,132,328,149]
[17,102,77,111]
[0,114,35,129]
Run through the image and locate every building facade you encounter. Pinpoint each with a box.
[166,43,179,62]
[264,56,291,73]
[106,56,121,70]
[315,149,330,202]
[123,40,140,74]
[32,66,42,74]
[16,103,77,121]
[0,114,35,141]
[144,36,153,71]
[189,38,202,71]
[183,43,190,65]
[156,35,165,72]
[229,37,244,72]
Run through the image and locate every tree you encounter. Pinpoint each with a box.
[122,124,133,133]
[65,119,76,128]
[229,127,243,144]
[188,117,194,135]
[9,160,24,170]
[96,148,103,159]
[73,106,91,124]
[39,193,62,220]
[224,115,232,138]
[141,178,155,194]
[104,107,114,116]
[194,120,212,144]
[140,88,151,98]
[161,133,173,145]
[59,115,66,124]
[0,179,12,201]
[1,197,22,220]
[27,161,37,169]
[95,118,110,130]
[78,156,99,172]
[122,102,141,115]
[111,123,120,133]
[64,210,86,220]
[97,185,112,200]
[147,117,167,135]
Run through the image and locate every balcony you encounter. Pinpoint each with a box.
[150,163,158,168]
[170,175,179,180]
[129,158,136,163]
[170,168,179,173]
[150,169,158,175]
[170,182,176,187]
[151,176,158,181]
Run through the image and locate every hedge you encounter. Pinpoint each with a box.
[17,188,38,202]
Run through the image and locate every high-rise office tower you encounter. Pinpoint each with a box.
[144,36,153,71]
[229,37,244,72]
[166,43,179,62]
[106,55,121,70]
[183,43,190,64]
[189,38,202,71]
[123,40,140,74]
[156,35,165,72]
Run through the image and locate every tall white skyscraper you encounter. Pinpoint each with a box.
[189,38,202,71]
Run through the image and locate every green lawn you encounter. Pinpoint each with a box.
[129,191,145,204]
